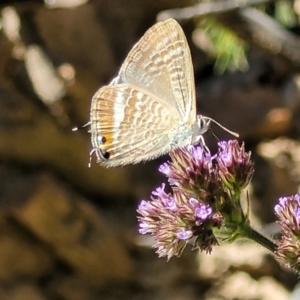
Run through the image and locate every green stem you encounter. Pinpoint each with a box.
[241,223,278,253]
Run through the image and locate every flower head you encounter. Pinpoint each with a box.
[275,194,300,269]
[137,140,254,260]
[216,140,254,191]
[137,186,222,260]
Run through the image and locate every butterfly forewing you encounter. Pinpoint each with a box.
[116,18,196,123]
[90,84,181,167]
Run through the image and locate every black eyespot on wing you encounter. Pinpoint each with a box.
[100,136,106,144]
[103,151,110,159]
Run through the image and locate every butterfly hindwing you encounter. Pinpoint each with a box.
[90,84,181,167]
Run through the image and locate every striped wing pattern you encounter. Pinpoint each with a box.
[116,18,196,123]
[90,84,181,167]
[90,19,198,167]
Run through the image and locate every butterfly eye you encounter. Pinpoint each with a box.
[197,116,210,133]
[199,118,206,129]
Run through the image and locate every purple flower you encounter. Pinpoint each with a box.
[137,189,221,260]
[152,183,168,199]
[163,196,177,211]
[294,207,300,219]
[195,204,212,220]
[167,146,216,195]
[159,163,172,176]
[176,229,193,240]
[216,140,254,190]
[275,194,300,269]
[188,146,212,169]
[139,222,152,235]
[275,195,300,234]
[137,140,253,260]
[138,200,156,215]
[152,184,177,211]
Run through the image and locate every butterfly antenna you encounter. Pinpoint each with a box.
[72,122,91,132]
[204,117,239,138]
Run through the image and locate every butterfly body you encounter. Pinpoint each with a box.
[90,18,210,167]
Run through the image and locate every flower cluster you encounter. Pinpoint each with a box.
[137,140,254,260]
[274,195,300,270]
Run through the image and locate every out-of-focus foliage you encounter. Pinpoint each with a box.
[197,17,249,73]
[194,0,299,73]
[274,0,297,27]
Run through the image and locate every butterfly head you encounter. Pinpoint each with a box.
[189,115,211,145]
[193,115,239,144]
[196,115,211,133]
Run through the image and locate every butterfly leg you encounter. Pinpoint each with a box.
[198,135,210,153]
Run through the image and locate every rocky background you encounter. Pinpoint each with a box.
[0,0,300,299]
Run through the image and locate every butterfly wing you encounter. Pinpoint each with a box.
[115,18,196,124]
[90,84,181,167]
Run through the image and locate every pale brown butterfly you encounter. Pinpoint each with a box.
[88,18,237,167]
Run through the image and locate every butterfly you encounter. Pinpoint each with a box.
[89,18,237,167]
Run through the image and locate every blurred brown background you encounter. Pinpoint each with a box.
[1,0,300,299]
